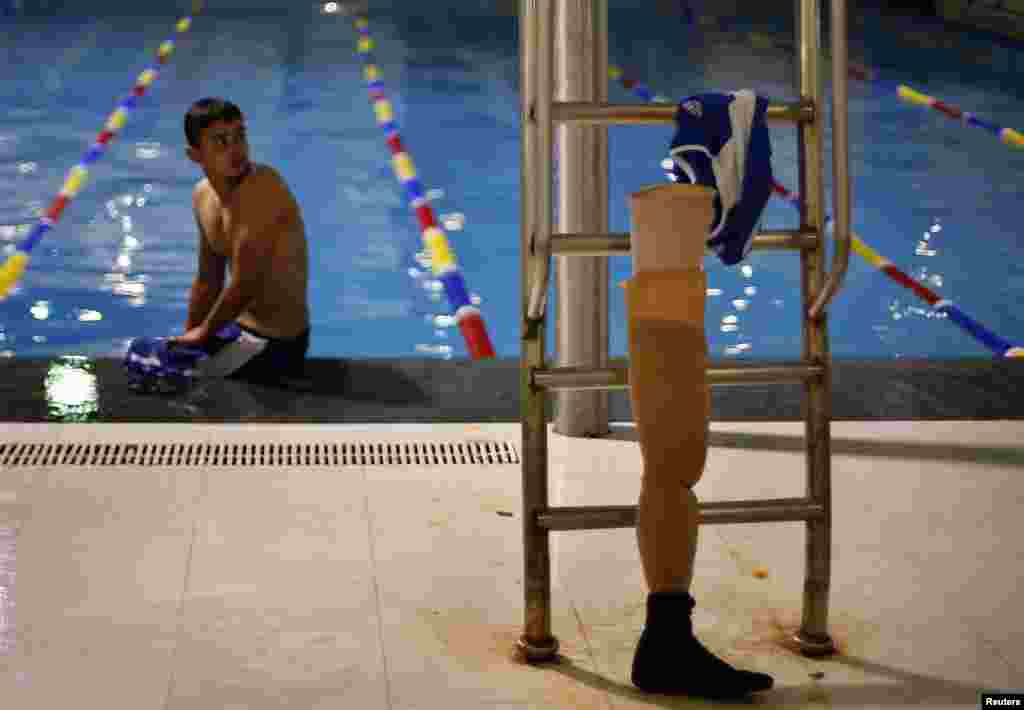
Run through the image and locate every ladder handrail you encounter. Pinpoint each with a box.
[809,0,852,318]
[525,0,554,323]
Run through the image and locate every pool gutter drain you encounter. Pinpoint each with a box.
[0,440,519,467]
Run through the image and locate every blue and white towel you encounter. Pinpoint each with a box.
[123,335,207,393]
[123,322,258,393]
[668,90,774,266]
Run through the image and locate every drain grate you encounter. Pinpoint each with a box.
[0,440,520,467]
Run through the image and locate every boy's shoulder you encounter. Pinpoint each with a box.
[238,164,294,205]
[192,177,210,208]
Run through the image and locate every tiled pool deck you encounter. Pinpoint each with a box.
[2,357,1022,708]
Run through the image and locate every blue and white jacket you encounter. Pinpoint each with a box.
[669,90,774,266]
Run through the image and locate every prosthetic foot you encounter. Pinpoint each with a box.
[631,591,774,699]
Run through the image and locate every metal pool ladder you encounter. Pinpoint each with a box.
[517,0,852,660]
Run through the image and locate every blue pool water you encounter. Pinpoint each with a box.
[1,0,1022,362]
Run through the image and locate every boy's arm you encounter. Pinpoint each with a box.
[185,195,226,331]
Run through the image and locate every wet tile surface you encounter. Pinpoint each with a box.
[3,357,1024,422]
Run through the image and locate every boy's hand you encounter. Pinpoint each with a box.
[171,326,209,347]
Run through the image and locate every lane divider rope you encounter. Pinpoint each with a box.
[745,28,1024,150]
[352,14,495,359]
[0,0,207,300]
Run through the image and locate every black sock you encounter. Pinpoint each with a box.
[631,591,774,699]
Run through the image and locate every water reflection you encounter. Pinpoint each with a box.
[44,356,99,422]
[724,342,752,356]
[133,142,162,160]
[707,257,764,356]
[98,189,150,307]
[29,301,49,320]
[415,343,453,358]
[440,212,465,231]
[883,217,946,334]
[915,235,937,257]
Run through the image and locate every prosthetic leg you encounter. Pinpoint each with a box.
[626,185,772,698]
[626,268,707,594]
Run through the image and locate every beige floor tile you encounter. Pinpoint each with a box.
[379,601,611,710]
[0,523,18,664]
[977,629,1024,683]
[184,465,374,618]
[362,462,612,709]
[15,465,201,622]
[548,429,644,509]
[0,464,200,709]
[40,422,212,444]
[196,423,290,444]
[361,463,523,597]
[166,620,389,710]
[0,464,37,529]
[1,616,178,710]
[167,464,386,709]
[1,422,67,442]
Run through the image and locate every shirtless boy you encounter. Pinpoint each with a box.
[171,97,310,383]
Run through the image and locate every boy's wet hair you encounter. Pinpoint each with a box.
[184,97,243,148]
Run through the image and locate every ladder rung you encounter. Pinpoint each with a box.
[532,363,824,390]
[549,230,817,256]
[551,101,813,126]
[536,498,827,531]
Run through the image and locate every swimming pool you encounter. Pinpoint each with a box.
[1,0,1022,362]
